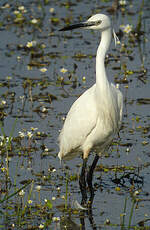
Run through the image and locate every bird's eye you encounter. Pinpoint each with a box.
[95,20,102,26]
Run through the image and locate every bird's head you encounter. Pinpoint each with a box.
[59,14,111,32]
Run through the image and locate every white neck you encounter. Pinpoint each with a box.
[96,27,112,93]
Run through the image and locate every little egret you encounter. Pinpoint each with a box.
[58,14,123,204]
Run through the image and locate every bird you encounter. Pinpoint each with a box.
[58,14,123,205]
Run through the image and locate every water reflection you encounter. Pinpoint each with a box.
[59,208,97,230]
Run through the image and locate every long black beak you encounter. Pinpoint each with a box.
[59,21,101,31]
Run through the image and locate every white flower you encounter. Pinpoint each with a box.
[120,24,132,34]
[6,137,12,142]
[19,95,25,100]
[60,67,68,73]
[30,127,38,131]
[52,168,56,172]
[116,84,120,89]
[119,0,126,6]
[57,187,61,191]
[27,131,33,138]
[13,10,20,15]
[31,18,38,24]
[26,40,37,48]
[52,217,60,222]
[28,199,33,204]
[44,147,48,152]
[1,167,6,172]
[82,76,86,81]
[49,8,55,13]
[1,100,6,105]
[52,196,56,201]
[39,224,44,229]
[19,131,25,138]
[134,190,139,196]
[18,6,25,11]
[19,189,25,196]
[35,185,41,191]
[40,68,47,73]
[42,107,47,112]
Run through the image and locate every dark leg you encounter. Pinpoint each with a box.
[79,158,88,205]
[87,154,99,205]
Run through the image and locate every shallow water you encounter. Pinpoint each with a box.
[0,0,150,229]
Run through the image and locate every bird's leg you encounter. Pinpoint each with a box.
[79,158,88,205]
[87,154,99,206]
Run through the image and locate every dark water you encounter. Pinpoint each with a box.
[0,0,150,229]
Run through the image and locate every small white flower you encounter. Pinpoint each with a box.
[57,187,61,191]
[126,147,130,152]
[116,84,120,89]
[19,95,25,100]
[31,18,38,24]
[27,131,33,138]
[19,131,25,138]
[6,137,12,142]
[44,199,47,203]
[1,100,6,105]
[44,147,48,152]
[62,116,65,121]
[13,10,20,15]
[42,107,47,112]
[52,196,56,201]
[30,127,38,131]
[60,67,68,74]
[35,185,41,191]
[28,199,33,204]
[26,40,37,48]
[6,76,12,80]
[40,68,47,73]
[119,0,126,6]
[18,6,25,11]
[39,224,44,229]
[0,136,4,141]
[61,195,65,199]
[49,8,55,13]
[1,167,6,172]
[52,217,60,222]
[19,189,25,196]
[52,168,56,172]
[134,190,139,196]
[120,24,132,34]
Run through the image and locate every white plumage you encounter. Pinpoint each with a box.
[58,14,123,163]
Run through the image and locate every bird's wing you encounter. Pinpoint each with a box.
[59,84,98,157]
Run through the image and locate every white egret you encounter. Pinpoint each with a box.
[58,14,123,204]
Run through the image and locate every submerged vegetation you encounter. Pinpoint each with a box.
[0,0,150,229]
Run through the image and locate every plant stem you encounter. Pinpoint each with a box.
[65,170,69,210]
[128,198,136,229]
[121,196,128,229]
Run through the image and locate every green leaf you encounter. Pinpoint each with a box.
[46,200,53,209]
